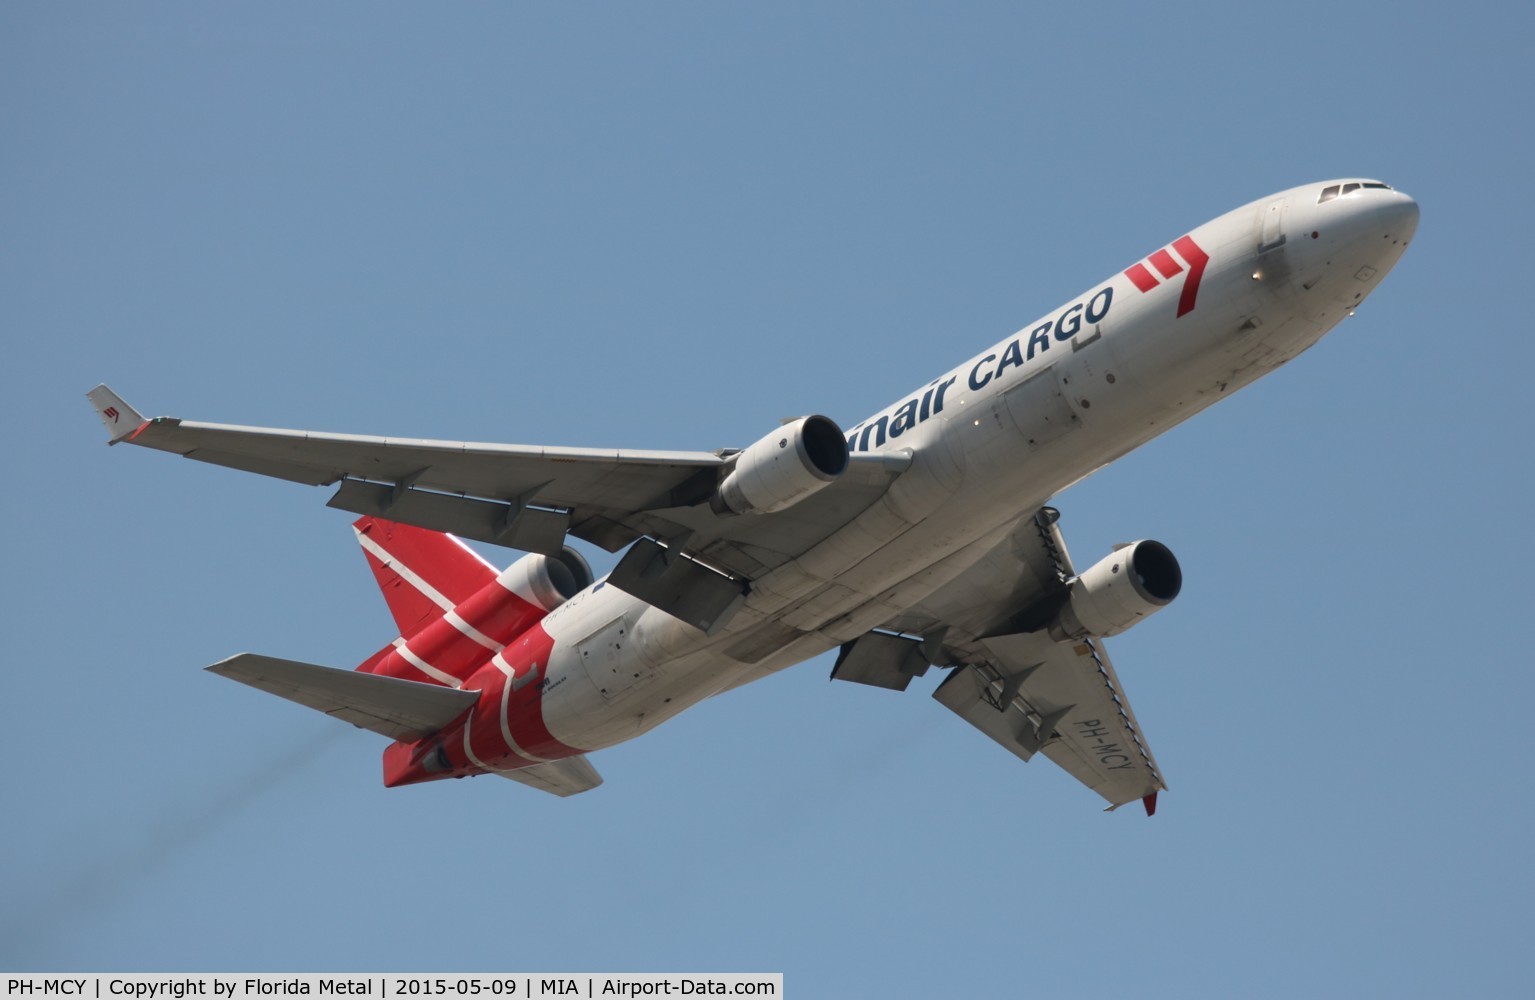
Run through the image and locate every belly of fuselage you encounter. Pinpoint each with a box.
[531,188,1403,757]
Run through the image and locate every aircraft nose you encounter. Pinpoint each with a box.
[1376,190,1419,244]
[1287,185,1418,316]
[1307,185,1419,256]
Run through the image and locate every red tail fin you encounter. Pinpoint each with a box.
[352,516,497,638]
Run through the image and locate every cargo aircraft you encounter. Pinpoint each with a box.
[89,179,1417,813]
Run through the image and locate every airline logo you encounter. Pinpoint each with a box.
[1124,235,1208,318]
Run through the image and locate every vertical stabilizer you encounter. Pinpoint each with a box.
[353,516,497,637]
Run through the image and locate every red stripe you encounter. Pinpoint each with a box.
[456,581,544,644]
[502,624,585,759]
[355,643,440,686]
[466,673,541,770]
[356,517,497,637]
[356,551,552,684]
[402,627,490,679]
[357,544,441,639]
[378,625,588,785]
[395,580,546,680]
[380,665,552,786]
[1148,249,1182,279]
[1125,263,1159,292]
[1171,235,1209,318]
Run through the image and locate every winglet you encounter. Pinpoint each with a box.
[1143,791,1158,817]
[86,384,149,445]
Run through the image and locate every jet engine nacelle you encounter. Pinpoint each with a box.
[359,543,594,689]
[500,545,595,611]
[1048,540,1182,641]
[711,414,850,515]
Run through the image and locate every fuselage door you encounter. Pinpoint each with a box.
[1258,197,1287,254]
[577,615,648,701]
[1002,364,1080,449]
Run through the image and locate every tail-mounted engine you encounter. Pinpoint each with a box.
[363,545,593,686]
[710,415,850,515]
[500,546,595,612]
[1048,539,1182,641]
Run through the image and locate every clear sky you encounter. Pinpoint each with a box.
[4,2,1531,995]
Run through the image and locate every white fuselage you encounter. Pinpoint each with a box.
[533,180,1418,753]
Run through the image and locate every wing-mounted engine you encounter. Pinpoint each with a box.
[1047,540,1181,641]
[710,415,849,515]
[606,416,851,635]
[825,507,1174,811]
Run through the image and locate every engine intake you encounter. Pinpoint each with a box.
[1049,539,1182,641]
[499,545,595,611]
[711,415,849,515]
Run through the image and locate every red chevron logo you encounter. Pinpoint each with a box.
[104,406,120,422]
[1124,235,1209,318]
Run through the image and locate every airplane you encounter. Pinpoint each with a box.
[88,178,1418,813]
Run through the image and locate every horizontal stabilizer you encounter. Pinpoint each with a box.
[208,653,478,742]
[496,755,604,797]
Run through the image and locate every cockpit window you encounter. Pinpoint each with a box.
[1318,181,1393,204]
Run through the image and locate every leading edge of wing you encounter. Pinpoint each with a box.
[87,384,726,492]
[123,417,728,483]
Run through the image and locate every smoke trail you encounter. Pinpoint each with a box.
[3,725,347,956]
[775,701,952,819]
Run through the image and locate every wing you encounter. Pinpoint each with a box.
[88,385,907,629]
[833,508,1166,812]
[89,384,726,551]
[929,633,1165,812]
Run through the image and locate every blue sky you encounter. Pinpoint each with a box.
[4,2,1531,995]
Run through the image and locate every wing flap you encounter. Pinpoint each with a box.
[932,665,1044,761]
[855,507,1168,811]
[830,631,932,691]
[933,629,1165,808]
[329,480,572,555]
[207,653,479,742]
